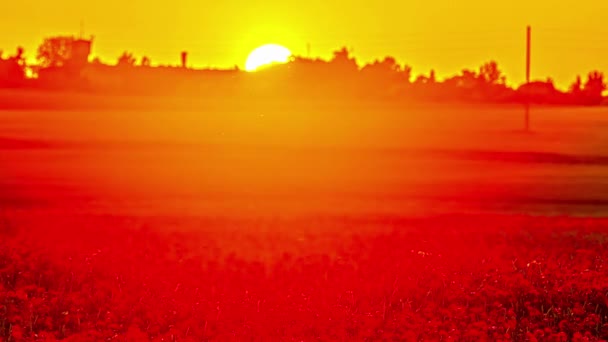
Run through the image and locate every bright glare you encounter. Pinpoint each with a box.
[245,44,292,72]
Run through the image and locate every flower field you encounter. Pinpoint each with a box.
[1,214,607,341]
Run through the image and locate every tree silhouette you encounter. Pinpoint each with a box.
[378,57,399,72]
[361,57,411,82]
[13,47,25,66]
[454,69,478,88]
[330,47,358,72]
[583,71,606,104]
[414,75,427,84]
[332,47,350,61]
[479,61,503,84]
[567,75,584,104]
[359,57,412,98]
[569,75,582,94]
[0,47,27,86]
[117,52,136,66]
[141,56,151,67]
[416,70,436,84]
[402,65,413,83]
[37,36,75,68]
[429,70,436,83]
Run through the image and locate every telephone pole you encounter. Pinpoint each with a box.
[525,25,531,132]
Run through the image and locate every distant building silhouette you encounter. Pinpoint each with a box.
[70,38,93,68]
[37,36,94,89]
[517,80,561,104]
[181,52,188,68]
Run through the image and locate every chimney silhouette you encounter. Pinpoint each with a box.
[181,51,188,68]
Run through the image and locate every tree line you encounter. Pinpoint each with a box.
[1,36,606,105]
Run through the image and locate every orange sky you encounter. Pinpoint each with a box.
[2,0,607,89]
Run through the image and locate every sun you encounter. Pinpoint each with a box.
[245,44,292,72]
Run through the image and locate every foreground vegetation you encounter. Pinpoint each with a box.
[1,214,608,341]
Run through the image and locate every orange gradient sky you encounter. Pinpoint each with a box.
[2,0,607,88]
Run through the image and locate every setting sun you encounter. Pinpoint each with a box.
[245,44,292,72]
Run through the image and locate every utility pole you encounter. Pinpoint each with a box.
[306,43,311,58]
[525,25,531,132]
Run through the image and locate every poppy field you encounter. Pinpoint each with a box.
[1,213,608,341]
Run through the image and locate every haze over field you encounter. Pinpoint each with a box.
[2,104,608,218]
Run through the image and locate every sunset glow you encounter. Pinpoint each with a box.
[3,0,608,87]
[245,44,292,72]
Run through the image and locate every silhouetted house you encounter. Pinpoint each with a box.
[81,63,241,95]
[38,37,93,90]
[69,38,93,69]
[516,81,565,104]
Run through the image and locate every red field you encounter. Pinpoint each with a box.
[1,213,608,341]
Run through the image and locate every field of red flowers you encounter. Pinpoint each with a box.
[1,213,608,341]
